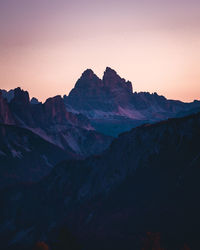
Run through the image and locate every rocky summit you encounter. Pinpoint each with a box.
[1,68,200,250]
[65,67,200,136]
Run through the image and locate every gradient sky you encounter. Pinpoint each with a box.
[0,0,200,102]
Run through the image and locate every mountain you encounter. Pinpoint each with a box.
[66,67,133,111]
[0,88,113,187]
[65,67,200,136]
[30,97,40,105]
[1,111,200,249]
[0,88,113,157]
[1,68,200,249]
[1,89,15,103]
[0,124,75,188]
[0,92,15,124]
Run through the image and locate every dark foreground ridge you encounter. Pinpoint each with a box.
[1,111,200,249]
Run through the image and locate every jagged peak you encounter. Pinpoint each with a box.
[81,69,96,79]
[72,69,102,91]
[103,67,119,80]
[103,67,133,92]
[45,95,63,105]
[1,89,14,103]
[10,87,30,105]
[30,97,40,105]
[103,67,125,82]
[104,66,117,75]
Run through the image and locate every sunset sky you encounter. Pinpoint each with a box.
[0,0,200,102]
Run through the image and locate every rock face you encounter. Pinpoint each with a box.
[1,112,200,249]
[65,67,200,136]
[0,92,15,125]
[43,95,90,128]
[103,67,132,93]
[1,89,14,102]
[67,67,133,112]
[0,124,74,188]
[0,88,112,157]
[1,69,200,249]
[30,97,40,104]
[10,87,30,105]
[0,88,113,187]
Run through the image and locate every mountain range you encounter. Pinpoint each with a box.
[65,67,200,136]
[1,111,200,250]
[1,67,200,187]
[1,67,200,249]
[0,87,112,187]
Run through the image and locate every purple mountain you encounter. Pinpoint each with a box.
[1,111,200,249]
[65,67,200,136]
[0,88,113,187]
[1,69,200,249]
[0,88,112,156]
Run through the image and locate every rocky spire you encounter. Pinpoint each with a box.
[74,69,102,90]
[81,69,96,80]
[103,67,133,93]
[10,87,30,105]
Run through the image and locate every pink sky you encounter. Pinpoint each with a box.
[0,0,200,102]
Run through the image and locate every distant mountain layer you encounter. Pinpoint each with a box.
[1,111,200,249]
[65,67,200,136]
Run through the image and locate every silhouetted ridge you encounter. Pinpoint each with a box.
[1,111,200,249]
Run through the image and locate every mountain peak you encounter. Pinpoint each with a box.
[45,95,63,107]
[103,67,133,93]
[103,67,118,80]
[1,89,14,102]
[103,67,122,82]
[73,69,101,91]
[81,69,95,79]
[10,87,30,105]
[30,97,40,105]
[105,66,117,74]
